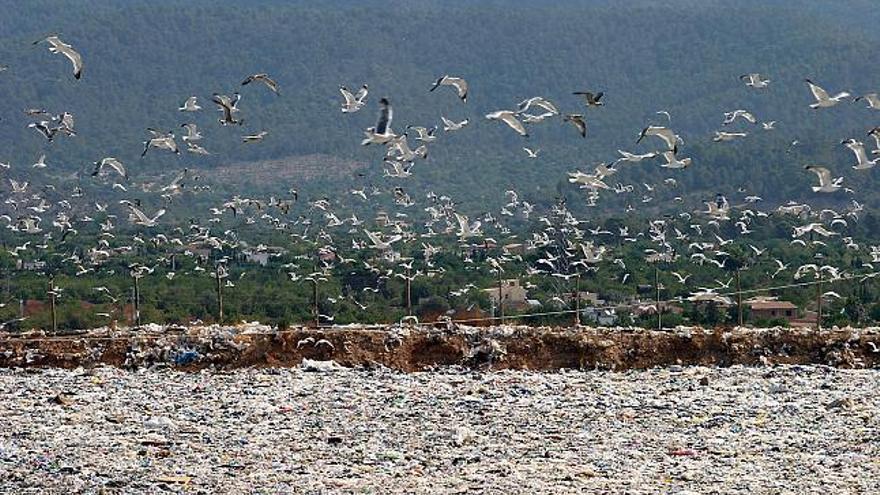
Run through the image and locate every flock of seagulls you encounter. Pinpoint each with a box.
[0,30,878,329]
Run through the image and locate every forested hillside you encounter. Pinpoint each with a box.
[0,0,877,213]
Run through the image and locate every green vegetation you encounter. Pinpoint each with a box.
[0,1,878,331]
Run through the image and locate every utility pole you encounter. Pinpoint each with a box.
[497,270,504,325]
[312,277,319,328]
[574,272,581,326]
[48,276,57,333]
[816,273,822,331]
[655,265,662,330]
[133,275,141,328]
[405,266,412,317]
[215,267,224,324]
[736,269,743,327]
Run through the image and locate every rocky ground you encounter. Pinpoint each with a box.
[1,363,878,494]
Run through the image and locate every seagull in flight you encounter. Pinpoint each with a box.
[27,121,56,141]
[740,73,770,88]
[573,91,604,107]
[364,230,402,250]
[841,139,878,170]
[91,157,126,178]
[854,93,880,110]
[33,35,82,79]
[563,114,587,138]
[523,147,540,158]
[430,75,468,102]
[120,200,165,227]
[142,128,180,156]
[180,123,202,142]
[722,110,756,125]
[242,130,268,143]
[186,142,210,155]
[617,150,658,163]
[178,96,201,112]
[339,84,368,113]
[441,116,469,132]
[659,149,691,169]
[485,110,527,137]
[211,93,242,125]
[241,73,280,94]
[406,125,437,143]
[32,153,47,169]
[361,98,395,145]
[517,96,559,115]
[804,165,843,192]
[454,212,482,238]
[637,126,680,150]
[868,127,880,154]
[805,79,851,109]
[713,131,748,142]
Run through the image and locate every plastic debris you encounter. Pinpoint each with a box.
[0,365,878,492]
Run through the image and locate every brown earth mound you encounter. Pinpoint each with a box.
[1,324,878,371]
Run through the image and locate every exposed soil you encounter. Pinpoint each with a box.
[1,324,879,371]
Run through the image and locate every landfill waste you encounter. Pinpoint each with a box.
[0,365,878,493]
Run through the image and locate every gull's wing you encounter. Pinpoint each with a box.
[805,79,829,102]
[375,99,392,135]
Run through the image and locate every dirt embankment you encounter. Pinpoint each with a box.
[1,325,879,371]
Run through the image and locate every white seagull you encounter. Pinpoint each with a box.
[804,165,843,193]
[659,150,691,169]
[805,79,851,109]
[361,98,395,145]
[441,116,469,132]
[364,230,402,250]
[33,35,82,79]
[91,157,127,178]
[617,150,659,163]
[142,129,180,157]
[211,93,242,125]
[339,84,368,113]
[180,123,202,142]
[120,201,166,227]
[517,97,559,115]
[430,75,468,102]
[241,73,280,94]
[740,73,770,88]
[854,93,880,110]
[722,110,756,125]
[637,126,680,150]
[485,110,527,137]
[454,212,482,239]
[32,154,47,169]
[713,131,748,142]
[869,127,880,154]
[178,97,201,112]
[242,130,268,143]
[523,147,540,158]
[841,139,878,170]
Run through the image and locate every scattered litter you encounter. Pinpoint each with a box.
[0,365,877,492]
[301,358,344,372]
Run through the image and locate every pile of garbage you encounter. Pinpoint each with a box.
[0,364,877,492]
